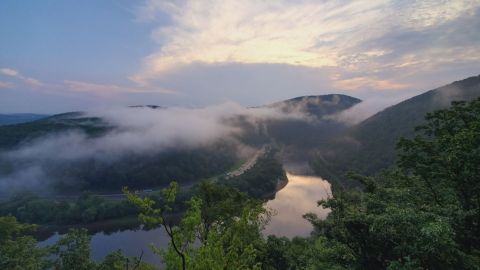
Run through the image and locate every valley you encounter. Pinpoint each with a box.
[1,75,480,269]
[3,2,480,268]
[37,168,331,265]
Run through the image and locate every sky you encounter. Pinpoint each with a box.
[0,0,479,113]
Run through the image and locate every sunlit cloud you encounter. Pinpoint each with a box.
[333,76,408,91]
[132,0,480,88]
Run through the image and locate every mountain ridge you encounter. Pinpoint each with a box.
[312,74,480,188]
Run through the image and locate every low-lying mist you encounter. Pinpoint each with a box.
[0,102,312,195]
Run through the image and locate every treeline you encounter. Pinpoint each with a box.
[1,143,238,193]
[0,192,138,225]
[51,145,238,192]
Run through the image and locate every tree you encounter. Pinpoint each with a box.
[302,99,480,269]
[52,228,155,270]
[195,181,251,241]
[398,98,480,252]
[125,181,270,270]
[98,250,155,270]
[52,228,96,270]
[0,216,50,270]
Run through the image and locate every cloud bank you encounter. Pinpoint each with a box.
[132,0,480,93]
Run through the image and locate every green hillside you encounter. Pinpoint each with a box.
[312,74,480,188]
[0,112,110,150]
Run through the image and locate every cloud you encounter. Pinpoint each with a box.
[324,93,415,125]
[0,102,310,193]
[0,68,19,77]
[333,76,408,91]
[0,81,15,89]
[131,0,480,87]
[131,0,384,84]
[4,102,307,161]
[0,67,44,88]
[0,67,178,100]
[64,80,177,96]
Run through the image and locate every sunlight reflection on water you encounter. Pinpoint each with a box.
[263,172,332,238]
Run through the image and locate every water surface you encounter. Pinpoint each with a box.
[264,173,331,237]
[40,171,332,264]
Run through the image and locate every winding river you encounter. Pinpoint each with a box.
[264,172,331,237]
[39,172,331,265]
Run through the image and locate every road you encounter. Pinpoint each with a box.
[225,145,266,178]
[0,146,267,202]
[0,183,195,202]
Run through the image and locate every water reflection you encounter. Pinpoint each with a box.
[39,172,331,264]
[39,227,168,265]
[263,172,331,237]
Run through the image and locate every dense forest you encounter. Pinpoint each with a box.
[312,75,480,189]
[0,147,286,226]
[2,97,480,269]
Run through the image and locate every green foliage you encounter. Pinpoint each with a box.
[52,228,96,270]
[0,216,50,270]
[194,181,251,240]
[97,250,155,270]
[126,181,270,270]
[0,191,138,225]
[397,98,480,254]
[307,175,466,269]
[0,220,156,270]
[262,236,313,270]
[301,98,480,269]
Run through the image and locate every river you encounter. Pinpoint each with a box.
[39,172,331,265]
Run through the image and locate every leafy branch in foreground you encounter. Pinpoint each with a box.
[124,181,271,270]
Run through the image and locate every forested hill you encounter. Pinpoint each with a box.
[0,113,48,126]
[241,94,362,148]
[312,74,480,188]
[266,94,361,118]
[0,112,109,150]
